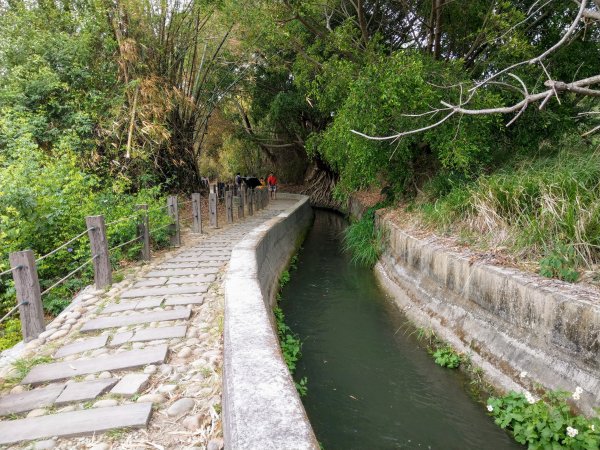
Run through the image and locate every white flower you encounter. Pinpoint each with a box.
[566,426,579,438]
[524,391,536,404]
[519,371,528,378]
[573,386,583,401]
[590,424,595,432]
[487,404,494,412]
[575,386,583,394]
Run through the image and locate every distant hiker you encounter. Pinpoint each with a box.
[267,172,277,199]
[235,172,242,186]
[259,177,266,187]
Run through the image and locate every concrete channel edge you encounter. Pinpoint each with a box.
[223,193,319,450]
[374,212,600,416]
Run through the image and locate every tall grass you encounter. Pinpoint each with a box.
[343,209,386,267]
[420,148,600,267]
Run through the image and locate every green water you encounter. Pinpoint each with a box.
[280,210,523,450]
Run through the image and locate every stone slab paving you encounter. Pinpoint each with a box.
[0,198,294,448]
[54,335,108,358]
[54,379,118,405]
[0,403,152,445]
[145,267,220,277]
[0,384,65,416]
[22,345,169,385]
[164,295,205,306]
[80,309,190,331]
[120,285,209,298]
[110,373,149,397]
[101,297,163,314]
[109,325,187,347]
[164,274,217,284]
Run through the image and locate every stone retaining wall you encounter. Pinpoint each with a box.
[375,212,600,415]
[223,194,319,450]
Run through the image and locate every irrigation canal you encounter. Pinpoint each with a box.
[279,209,523,450]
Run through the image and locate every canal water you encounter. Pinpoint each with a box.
[279,209,522,450]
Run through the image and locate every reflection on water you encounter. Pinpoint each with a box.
[279,209,522,450]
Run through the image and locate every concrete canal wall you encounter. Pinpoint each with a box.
[374,210,600,415]
[223,194,319,450]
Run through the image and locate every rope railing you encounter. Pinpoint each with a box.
[35,227,95,264]
[0,301,26,325]
[105,213,141,228]
[108,235,142,252]
[1,184,256,341]
[149,222,175,234]
[40,255,98,297]
[0,265,22,278]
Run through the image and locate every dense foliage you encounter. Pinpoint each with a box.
[216,0,600,268]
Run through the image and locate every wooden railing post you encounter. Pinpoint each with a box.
[192,193,202,233]
[226,186,234,223]
[86,215,112,289]
[209,191,218,228]
[248,188,254,216]
[9,250,45,341]
[167,195,181,247]
[239,184,246,219]
[137,204,150,261]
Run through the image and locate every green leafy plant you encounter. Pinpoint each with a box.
[432,346,462,369]
[274,306,303,373]
[279,270,291,288]
[487,390,600,449]
[295,376,308,397]
[539,243,580,283]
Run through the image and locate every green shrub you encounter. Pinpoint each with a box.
[0,149,171,349]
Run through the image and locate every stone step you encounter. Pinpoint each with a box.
[80,309,190,332]
[109,325,187,347]
[171,255,229,262]
[120,285,208,299]
[0,403,152,445]
[164,275,216,285]
[164,295,205,306]
[55,335,109,358]
[0,384,65,416]
[21,345,169,385]
[145,267,219,277]
[55,378,118,405]
[101,298,163,314]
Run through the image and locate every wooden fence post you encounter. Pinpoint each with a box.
[167,195,181,247]
[86,215,112,289]
[248,188,254,216]
[9,250,45,341]
[137,204,150,261]
[239,184,246,219]
[255,188,261,211]
[209,191,218,228]
[226,187,233,223]
[192,193,202,233]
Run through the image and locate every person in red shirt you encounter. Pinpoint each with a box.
[267,172,278,199]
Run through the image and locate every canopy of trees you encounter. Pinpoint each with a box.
[1,0,600,343]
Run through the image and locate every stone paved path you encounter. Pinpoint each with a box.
[0,198,294,450]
